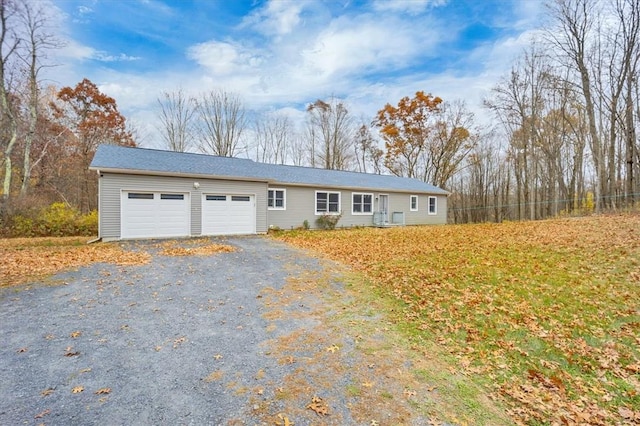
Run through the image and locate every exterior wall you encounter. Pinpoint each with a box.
[266,185,448,230]
[98,173,267,240]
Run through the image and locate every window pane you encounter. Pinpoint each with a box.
[232,196,251,202]
[328,192,339,212]
[128,193,154,200]
[206,195,226,201]
[354,203,362,213]
[268,198,274,207]
[161,193,184,200]
[353,194,362,204]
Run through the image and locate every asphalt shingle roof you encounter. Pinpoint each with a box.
[90,145,449,195]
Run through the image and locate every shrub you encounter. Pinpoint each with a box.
[7,203,98,237]
[303,219,310,230]
[316,213,342,230]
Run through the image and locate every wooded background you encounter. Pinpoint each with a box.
[1,0,639,228]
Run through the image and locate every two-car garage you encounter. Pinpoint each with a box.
[120,190,256,239]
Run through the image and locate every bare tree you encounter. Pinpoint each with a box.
[157,89,196,152]
[195,89,247,157]
[305,98,354,170]
[353,123,383,174]
[0,0,19,205]
[420,100,477,189]
[17,0,60,197]
[546,0,605,211]
[253,112,291,164]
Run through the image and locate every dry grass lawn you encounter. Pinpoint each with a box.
[276,214,640,425]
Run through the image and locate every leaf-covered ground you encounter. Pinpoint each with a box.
[276,215,640,425]
[0,237,235,287]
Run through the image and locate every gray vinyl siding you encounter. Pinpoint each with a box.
[98,173,267,240]
[266,185,447,230]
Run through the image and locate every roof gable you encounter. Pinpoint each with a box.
[90,145,449,195]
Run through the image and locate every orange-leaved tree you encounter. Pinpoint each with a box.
[374,92,475,188]
[50,78,135,212]
[374,91,443,180]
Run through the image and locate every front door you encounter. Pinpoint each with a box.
[378,194,389,223]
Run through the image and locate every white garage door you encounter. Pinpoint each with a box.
[202,194,256,235]
[121,191,190,239]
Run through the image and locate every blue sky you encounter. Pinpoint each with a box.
[47,0,546,148]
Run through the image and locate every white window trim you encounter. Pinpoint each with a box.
[410,195,419,211]
[428,196,437,215]
[352,192,374,215]
[267,188,286,210]
[315,190,341,215]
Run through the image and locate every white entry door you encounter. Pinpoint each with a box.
[201,194,256,235]
[378,194,389,223]
[121,191,190,239]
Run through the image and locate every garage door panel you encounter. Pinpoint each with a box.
[202,194,255,235]
[121,191,190,239]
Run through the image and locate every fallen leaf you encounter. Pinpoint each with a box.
[173,336,186,348]
[325,345,339,353]
[16,347,27,353]
[276,413,294,426]
[403,388,416,398]
[34,409,50,419]
[619,407,634,419]
[362,381,374,388]
[70,331,82,338]
[71,386,84,394]
[79,368,92,373]
[41,388,55,397]
[94,388,111,395]
[64,351,80,357]
[213,354,223,360]
[307,395,329,416]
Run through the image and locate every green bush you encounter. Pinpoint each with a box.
[7,203,98,237]
[316,213,342,230]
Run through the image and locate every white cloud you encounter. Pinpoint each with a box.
[300,16,434,80]
[187,40,264,76]
[371,0,446,15]
[241,0,309,36]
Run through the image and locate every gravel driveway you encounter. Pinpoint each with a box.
[0,237,434,425]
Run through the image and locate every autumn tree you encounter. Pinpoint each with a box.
[375,91,474,188]
[51,78,135,211]
[157,89,196,152]
[195,89,247,157]
[374,91,442,179]
[305,98,354,170]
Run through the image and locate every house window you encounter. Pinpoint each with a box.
[316,191,340,215]
[352,193,373,215]
[268,189,286,210]
[231,196,251,202]
[410,195,418,211]
[428,196,437,215]
[206,195,226,201]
